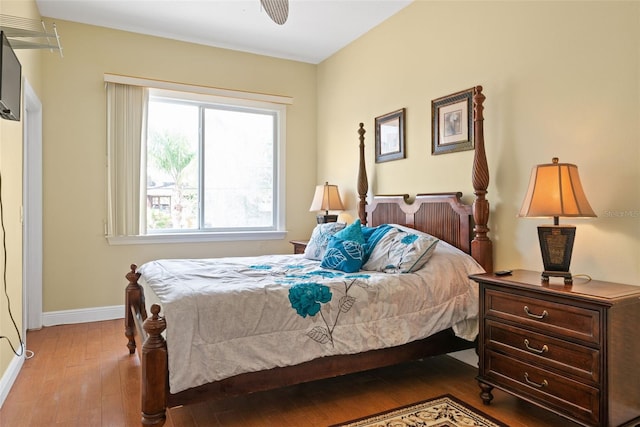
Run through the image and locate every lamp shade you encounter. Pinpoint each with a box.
[309,182,345,213]
[309,182,344,223]
[518,157,596,221]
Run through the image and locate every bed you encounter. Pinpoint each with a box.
[124,86,493,426]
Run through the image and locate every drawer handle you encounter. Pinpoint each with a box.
[524,306,548,319]
[524,372,548,388]
[524,339,549,354]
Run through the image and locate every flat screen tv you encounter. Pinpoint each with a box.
[0,30,22,121]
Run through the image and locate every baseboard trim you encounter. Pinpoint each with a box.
[0,346,25,409]
[42,305,124,327]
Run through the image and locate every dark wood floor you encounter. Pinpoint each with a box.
[0,319,580,426]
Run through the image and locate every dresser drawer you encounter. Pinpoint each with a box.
[485,288,601,345]
[485,320,599,383]
[485,350,600,426]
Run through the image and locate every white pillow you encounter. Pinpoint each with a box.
[362,227,439,273]
[303,222,346,260]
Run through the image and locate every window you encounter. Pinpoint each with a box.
[105,75,292,244]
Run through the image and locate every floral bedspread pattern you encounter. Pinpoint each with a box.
[138,241,484,393]
[288,274,370,346]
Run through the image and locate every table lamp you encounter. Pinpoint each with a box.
[309,182,344,224]
[518,157,596,284]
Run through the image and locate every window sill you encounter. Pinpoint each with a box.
[106,230,288,245]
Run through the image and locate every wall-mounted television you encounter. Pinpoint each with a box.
[0,30,22,121]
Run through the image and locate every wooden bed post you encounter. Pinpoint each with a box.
[125,264,142,354]
[357,123,368,225]
[141,304,168,426]
[471,86,493,273]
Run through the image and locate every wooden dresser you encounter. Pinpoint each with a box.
[470,270,640,427]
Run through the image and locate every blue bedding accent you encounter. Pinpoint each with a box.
[362,224,394,262]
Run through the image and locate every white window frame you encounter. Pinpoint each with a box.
[104,74,292,245]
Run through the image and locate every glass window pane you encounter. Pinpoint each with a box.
[146,100,199,231]
[143,90,281,236]
[203,108,275,229]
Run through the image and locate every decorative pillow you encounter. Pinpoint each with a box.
[303,222,346,260]
[320,236,365,273]
[362,224,394,262]
[333,219,365,244]
[361,225,377,242]
[362,227,439,273]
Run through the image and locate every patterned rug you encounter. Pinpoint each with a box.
[330,394,507,427]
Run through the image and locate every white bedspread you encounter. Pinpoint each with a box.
[138,241,484,393]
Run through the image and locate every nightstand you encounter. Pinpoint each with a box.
[470,270,640,427]
[290,240,308,254]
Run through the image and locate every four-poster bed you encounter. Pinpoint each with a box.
[124,86,493,426]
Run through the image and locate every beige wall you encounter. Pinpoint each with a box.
[317,1,640,285]
[39,21,317,313]
[0,0,43,394]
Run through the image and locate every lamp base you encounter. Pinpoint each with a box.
[541,270,573,285]
[316,214,338,224]
[537,225,576,285]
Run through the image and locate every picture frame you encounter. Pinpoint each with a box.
[431,88,474,155]
[375,108,406,163]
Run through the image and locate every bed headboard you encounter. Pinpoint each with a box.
[356,86,493,273]
[366,193,473,255]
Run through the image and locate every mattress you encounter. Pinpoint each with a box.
[138,240,484,393]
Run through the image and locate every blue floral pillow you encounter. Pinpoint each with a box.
[333,219,365,244]
[320,236,365,273]
[303,222,346,260]
[362,227,439,273]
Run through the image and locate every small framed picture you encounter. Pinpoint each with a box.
[431,88,474,155]
[375,108,406,163]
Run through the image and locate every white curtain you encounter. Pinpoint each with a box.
[106,82,148,236]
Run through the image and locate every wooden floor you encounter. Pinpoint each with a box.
[0,319,581,427]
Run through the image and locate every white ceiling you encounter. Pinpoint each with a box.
[36,0,413,64]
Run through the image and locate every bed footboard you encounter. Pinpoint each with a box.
[141,304,168,426]
[125,264,144,354]
[124,265,169,426]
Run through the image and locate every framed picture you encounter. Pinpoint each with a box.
[431,88,474,155]
[375,108,406,163]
